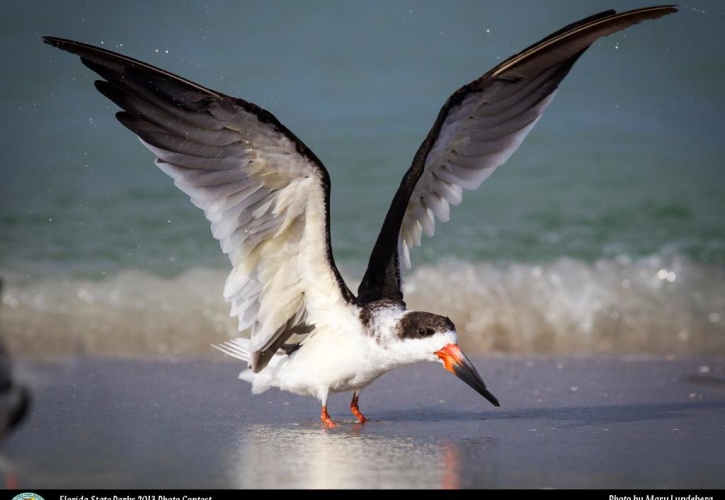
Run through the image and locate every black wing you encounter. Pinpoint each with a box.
[357,5,677,303]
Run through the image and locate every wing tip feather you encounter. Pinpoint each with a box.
[492,5,678,77]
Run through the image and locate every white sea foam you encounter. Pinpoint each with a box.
[1,254,723,359]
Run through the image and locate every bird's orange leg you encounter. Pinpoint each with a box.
[350,390,368,423]
[321,405,337,428]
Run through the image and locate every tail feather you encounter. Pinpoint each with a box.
[212,337,251,362]
[213,337,284,395]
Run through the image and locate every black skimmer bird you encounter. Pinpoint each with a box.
[44,5,676,427]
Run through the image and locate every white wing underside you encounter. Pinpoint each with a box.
[44,37,357,363]
[398,69,561,269]
[136,101,351,356]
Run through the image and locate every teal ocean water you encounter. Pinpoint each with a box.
[1,1,724,356]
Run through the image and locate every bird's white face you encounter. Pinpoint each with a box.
[383,310,457,363]
[398,329,459,364]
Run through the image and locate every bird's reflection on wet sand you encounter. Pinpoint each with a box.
[232,423,497,488]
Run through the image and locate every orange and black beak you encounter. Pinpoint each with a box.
[435,344,499,407]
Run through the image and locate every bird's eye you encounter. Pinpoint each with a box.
[418,328,425,336]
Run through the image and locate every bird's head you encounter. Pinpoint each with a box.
[396,311,499,407]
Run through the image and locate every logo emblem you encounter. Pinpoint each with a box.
[12,494,44,500]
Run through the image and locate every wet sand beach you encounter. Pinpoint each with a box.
[3,355,724,488]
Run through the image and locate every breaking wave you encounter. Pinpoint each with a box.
[2,254,724,359]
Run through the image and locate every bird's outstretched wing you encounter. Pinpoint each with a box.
[44,37,357,371]
[357,6,677,303]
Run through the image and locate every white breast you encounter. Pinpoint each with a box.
[243,303,417,401]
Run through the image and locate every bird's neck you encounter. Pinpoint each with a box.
[363,299,407,344]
